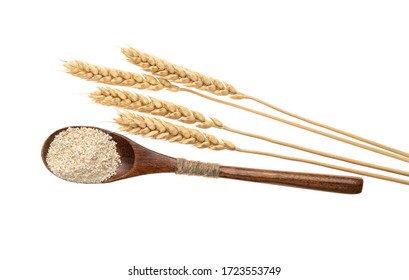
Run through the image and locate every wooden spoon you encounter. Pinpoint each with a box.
[41,126,363,194]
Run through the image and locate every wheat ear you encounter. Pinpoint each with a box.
[115,111,234,150]
[65,59,409,163]
[95,87,409,177]
[122,47,244,99]
[122,46,409,160]
[115,112,409,186]
[91,87,222,129]
[64,60,179,91]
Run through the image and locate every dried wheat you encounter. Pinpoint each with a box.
[66,56,409,164]
[64,60,179,91]
[121,46,409,160]
[91,87,222,129]
[65,56,409,163]
[115,111,235,150]
[122,47,245,99]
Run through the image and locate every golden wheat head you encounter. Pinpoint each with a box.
[122,47,245,99]
[64,60,179,91]
[115,111,235,150]
[91,87,223,129]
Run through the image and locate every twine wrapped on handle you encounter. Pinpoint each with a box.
[176,158,220,178]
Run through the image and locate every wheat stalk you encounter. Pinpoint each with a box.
[115,111,409,186]
[121,46,409,160]
[115,111,234,150]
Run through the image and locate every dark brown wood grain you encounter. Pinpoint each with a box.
[219,166,363,194]
[106,131,177,182]
[42,126,363,194]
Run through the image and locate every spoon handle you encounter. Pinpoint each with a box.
[218,166,363,194]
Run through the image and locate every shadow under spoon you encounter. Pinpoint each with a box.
[41,126,363,194]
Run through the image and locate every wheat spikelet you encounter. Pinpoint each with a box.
[122,47,245,99]
[115,111,235,150]
[64,60,179,91]
[91,87,223,129]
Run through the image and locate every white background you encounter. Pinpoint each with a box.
[1,1,409,279]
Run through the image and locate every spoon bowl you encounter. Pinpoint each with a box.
[42,126,363,194]
[41,126,176,183]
